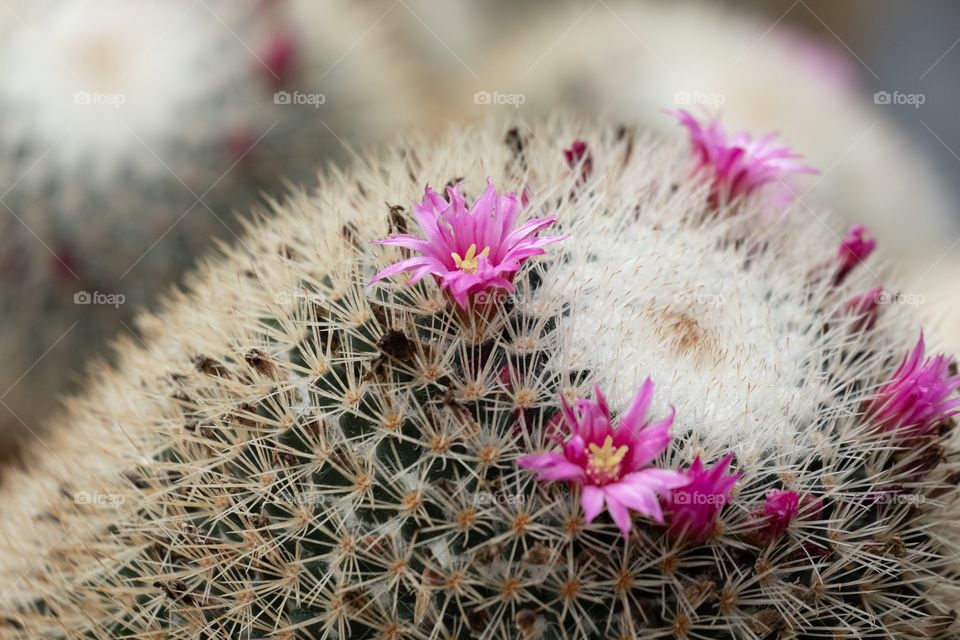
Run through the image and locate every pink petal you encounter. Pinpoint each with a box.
[629,468,691,492]
[618,378,654,435]
[503,215,560,247]
[606,482,664,524]
[538,461,586,482]
[607,470,688,524]
[581,485,605,524]
[371,256,438,283]
[372,234,435,253]
[605,495,633,536]
[412,186,452,248]
[516,451,567,470]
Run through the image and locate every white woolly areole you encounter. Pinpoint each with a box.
[519,138,863,464]
[553,217,827,459]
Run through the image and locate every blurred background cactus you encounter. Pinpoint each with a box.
[0,119,957,638]
[0,0,413,458]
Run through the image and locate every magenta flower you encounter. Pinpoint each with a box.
[835,224,876,285]
[517,380,689,537]
[764,489,800,531]
[670,109,816,206]
[866,333,960,439]
[663,454,741,544]
[371,180,564,308]
[745,490,822,544]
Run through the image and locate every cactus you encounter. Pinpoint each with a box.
[0,0,413,454]
[0,118,958,639]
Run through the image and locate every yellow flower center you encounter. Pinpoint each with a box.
[451,243,490,274]
[585,435,629,485]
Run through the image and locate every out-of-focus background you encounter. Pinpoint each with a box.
[737,0,960,203]
[0,0,957,466]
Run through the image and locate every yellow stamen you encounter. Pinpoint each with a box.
[586,436,629,485]
[451,243,490,274]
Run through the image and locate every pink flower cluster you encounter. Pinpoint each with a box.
[867,333,960,439]
[371,180,565,308]
[367,134,960,554]
[517,381,688,536]
[517,380,750,542]
[671,110,816,206]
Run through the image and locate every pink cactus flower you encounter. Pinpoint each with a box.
[517,380,689,537]
[866,333,960,439]
[744,489,823,545]
[564,140,593,186]
[763,489,800,535]
[371,180,564,308]
[835,224,876,285]
[753,490,823,542]
[663,453,741,544]
[670,109,816,206]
